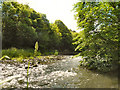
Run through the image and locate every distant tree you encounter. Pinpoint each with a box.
[49,23,61,50]
[54,20,74,51]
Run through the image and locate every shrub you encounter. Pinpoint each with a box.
[54,50,59,56]
[79,56,114,72]
[2,47,41,58]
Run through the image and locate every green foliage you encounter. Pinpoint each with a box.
[54,50,59,56]
[34,41,39,56]
[16,57,24,62]
[79,56,114,72]
[49,23,61,50]
[73,2,119,72]
[2,1,75,53]
[52,20,74,51]
[16,22,37,48]
[2,2,37,48]
[2,2,50,50]
[2,48,41,58]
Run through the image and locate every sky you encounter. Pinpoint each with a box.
[17,0,80,32]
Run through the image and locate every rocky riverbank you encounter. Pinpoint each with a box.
[0,55,75,88]
[0,55,70,68]
[1,55,117,88]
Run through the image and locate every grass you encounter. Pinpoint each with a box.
[2,47,41,59]
[1,48,60,63]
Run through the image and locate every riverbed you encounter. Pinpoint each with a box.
[0,55,118,88]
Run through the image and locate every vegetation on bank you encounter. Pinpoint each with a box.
[2,48,59,60]
[2,48,39,58]
[73,2,120,72]
[1,42,65,62]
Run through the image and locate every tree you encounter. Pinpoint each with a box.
[73,2,120,71]
[16,22,37,48]
[49,23,62,50]
[54,20,74,51]
[2,2,38,48]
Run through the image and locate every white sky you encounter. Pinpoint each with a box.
[17,0,79,31]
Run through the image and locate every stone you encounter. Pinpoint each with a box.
[33,64,38,67]
[38,61,40,64]
[25,65,32,69]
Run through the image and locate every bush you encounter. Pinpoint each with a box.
[54,50,59,56]
[79,56,115,72]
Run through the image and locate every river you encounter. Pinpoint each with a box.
[0,55,118,88]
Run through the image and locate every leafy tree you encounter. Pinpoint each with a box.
[2,2,38,48]
[73,2,119,71]
[49,23,62,50]
[2,17,18,48]
[54,20,74,51]
[16,22,37,48]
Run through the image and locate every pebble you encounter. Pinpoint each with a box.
[0,62,47,88]
[0,56,74,88]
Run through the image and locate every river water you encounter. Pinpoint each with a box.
[0,56,118,88]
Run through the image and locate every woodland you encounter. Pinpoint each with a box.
[1,1,120,72]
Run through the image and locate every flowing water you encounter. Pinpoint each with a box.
[0,56,118,88]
